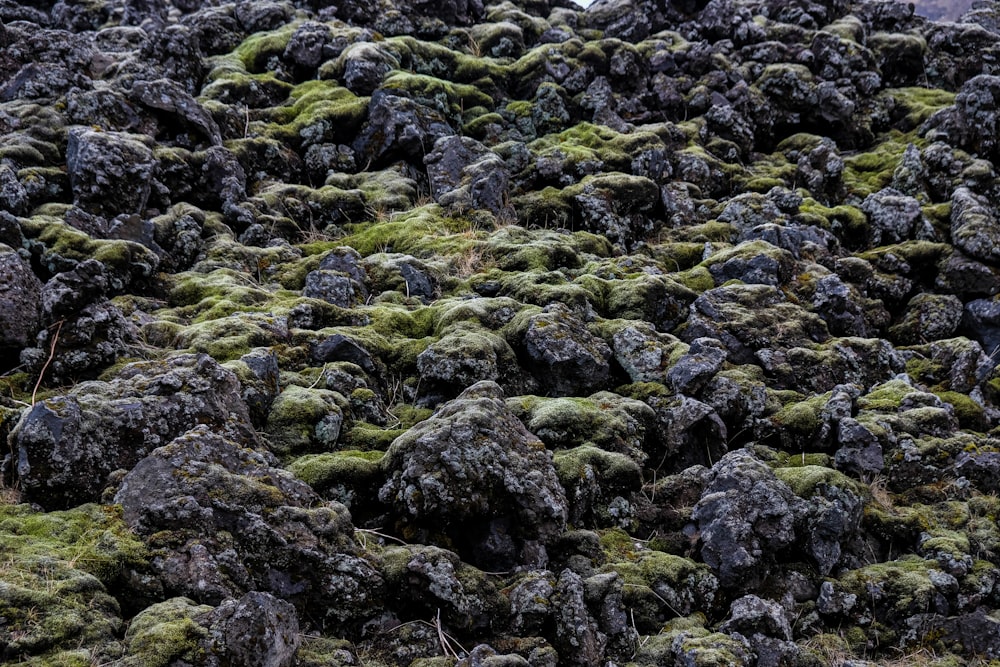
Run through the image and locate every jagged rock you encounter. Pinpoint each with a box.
[861,188,924,245]
[681,284,830,365]
[552,568,606,667]
[116,425,384,623]
[353,90,453,166]
[379,381,567,569]
[199,592,300,667]
[130,78,222,146]
[303,269,356,307]
[692,450,806,590]
[719,595,792,640]
[611,323,687,384]
[522,304,612,396]
[13,353,257,509]
[666,336,728,396]
[0,163,28,214]
[283,20,331,69]
[425,135,511,216]
[416,324,520,400]
[381,544,507,632]
[889,293,963,344]
[950,186,1000,264]
[0,244,42,350]
[66,127,157,217]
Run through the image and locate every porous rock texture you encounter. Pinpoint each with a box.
[4,0,1000,665]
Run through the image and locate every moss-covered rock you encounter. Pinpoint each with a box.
[0,503,147,664]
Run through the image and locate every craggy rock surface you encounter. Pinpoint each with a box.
[5,0,1000,665]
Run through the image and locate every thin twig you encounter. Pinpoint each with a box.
[435,609,462,659]
[31,320,64,407]
[355,528,409,545]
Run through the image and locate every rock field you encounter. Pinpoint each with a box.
[4,0,1000,664]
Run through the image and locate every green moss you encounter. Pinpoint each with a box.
[287,450,384,495]
[512,393,654,456]
[0,504,147,582]
[554,445,643,493]
[232,22,300,72]
[20,215,158,279]
[771,392,831,435]
[837,556,944,619]
[774,465,866,499]
[123,598,211,667]
[935,390,988,431]
[527,123,666,173]
[880,86,954,129]
[265,385,347,456]
[0,504,147,663]
[674,221,736,244]
[843,130,922,198]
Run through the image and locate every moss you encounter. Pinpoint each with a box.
[836,555,944,619]
[880,86,955,129]
[20,215,158,280]
[935,390,988,431]
[771,391,831,435]
[774,465,866,499]
[265,385,347,456]
[0,504,147,582]
[512,393,654,456]
[528,123,666,173]
[673,266,715,292]
[843,130,922,198]
[287,450,384,497]
[232,22,301,72]
[123,598,211,667]
[171,312,287,362]
[0,504,147,663]
[673,221,736,244]
[554,445,643,494]
[382,71,493,113]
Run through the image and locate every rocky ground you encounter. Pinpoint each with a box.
[3,0,1000,665]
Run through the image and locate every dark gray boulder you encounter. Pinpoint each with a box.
[66,127,157,217]
[523,304,612,396]
[0,244,42,350]
[115,425,384,625]
[950,187,1000,264]
[861,187,924,245]
[353,91,453,166]
[199,592,300,667]
[692,450,806,590]
[425,135,510,216]
[379,381,567,569]
[130,78,222,146]
[13,353,257,509]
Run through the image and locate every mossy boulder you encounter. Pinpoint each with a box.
[265,384,347,456]
[379,381,567,569]
[122,597,212,667]
[0,503,147,664]
[380,544,508,633]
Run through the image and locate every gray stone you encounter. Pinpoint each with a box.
[0,245,42,349]
[66,127,157,217]
[692,450,806,590]
[13,353,257,509]
[379,381,567,569]
[425,135,510,216]
[523,304,612,396]
[200,592,300,667]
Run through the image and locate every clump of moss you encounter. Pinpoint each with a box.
[122,597,212,667]
[0,504,148,663]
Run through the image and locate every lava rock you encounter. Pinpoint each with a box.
[13,353,257,509]
[379,381,567,569]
